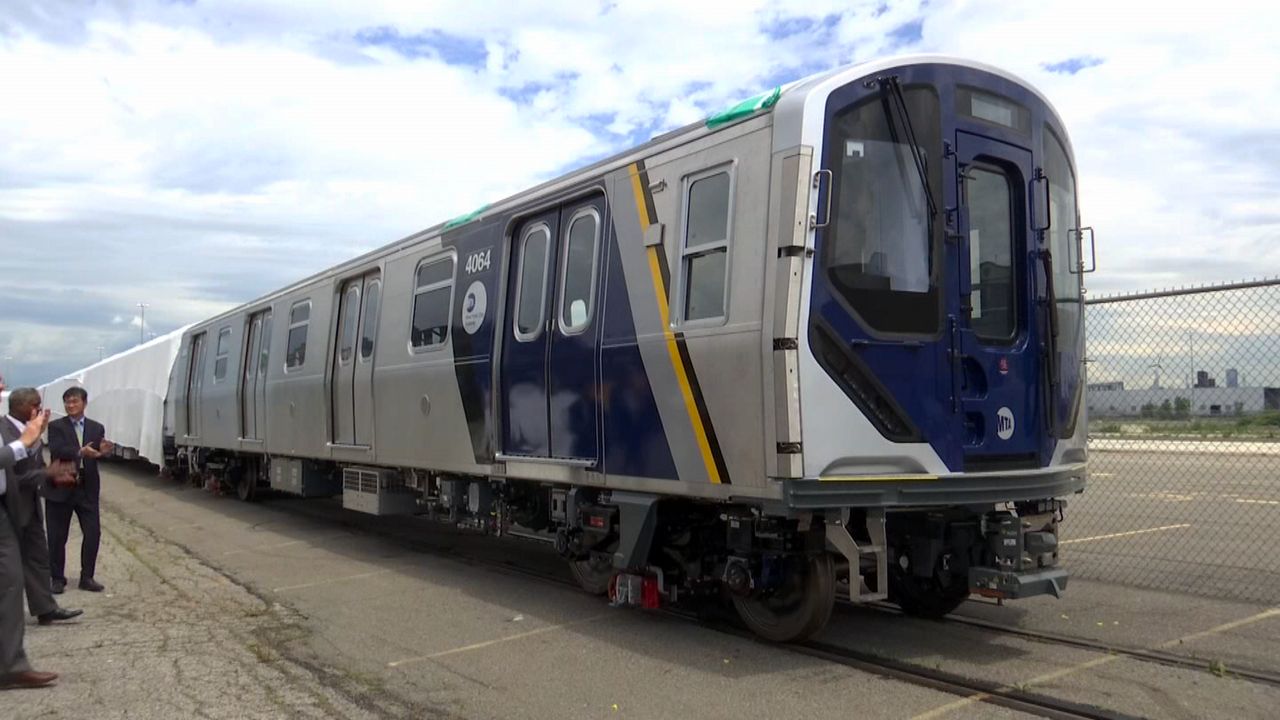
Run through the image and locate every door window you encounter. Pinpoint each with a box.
[514,224,551,340]
[559,209,599,334]
[965,166,1017,340]
[361,279,381,360]
[258,311,272,375]
[339,285,360,364]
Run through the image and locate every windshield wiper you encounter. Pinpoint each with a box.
[872,75,938,219]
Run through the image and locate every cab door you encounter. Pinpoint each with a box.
[953,131,1045,464]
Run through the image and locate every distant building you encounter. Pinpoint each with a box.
[1226,368,1240,388]
[1195,370,1216,388]
[1087,385,1279,418]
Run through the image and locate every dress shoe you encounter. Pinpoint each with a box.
[0,670,58,689]
[37,607,83,625]
[79,578,104,592]
[51,579,66,594]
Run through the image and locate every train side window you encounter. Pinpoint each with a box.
[514,223,551,341]
[286,300,310,371]
[679,168,733,323]
[558,208,600,334]
[212,327,231,381]
[361,280,381,360]
[411,257,455,351]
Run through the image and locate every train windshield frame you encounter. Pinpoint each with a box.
[822,84,943,336]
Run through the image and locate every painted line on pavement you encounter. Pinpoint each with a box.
[222,533,353,557]
[912,606,1280,719]
[164,522,203,531]
[224,539,308,557]
[386,613,611,668]
[1060,523,1191,545]
[272,569,389,593]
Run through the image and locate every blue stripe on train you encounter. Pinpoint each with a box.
[600,222,678,480]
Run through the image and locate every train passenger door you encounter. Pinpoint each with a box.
[353,276,380,446]
[255,310,272,438]
[500,209,559,457]
[331,273,379,447]
[185,332,207,438]
[547,198,604,461]
[240,314,262,439]
[500,195,604,462]
[953,131,1044,462]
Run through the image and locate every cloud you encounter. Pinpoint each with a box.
[1042,56,1105,75]
[0,0,1276,386]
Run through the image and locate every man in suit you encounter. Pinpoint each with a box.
[2,397,77,689]
[46,386,112,593]
[0,388,84,626]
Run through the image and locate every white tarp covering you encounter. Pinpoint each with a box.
[39,326,189,465]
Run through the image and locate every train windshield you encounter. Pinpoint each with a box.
[824,86,942,335]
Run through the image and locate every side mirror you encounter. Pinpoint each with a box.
[1031,169,1051,232]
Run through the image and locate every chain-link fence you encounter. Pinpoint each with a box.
[1073,278,1280,604]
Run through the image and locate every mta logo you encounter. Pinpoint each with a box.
[996,407,1015,440]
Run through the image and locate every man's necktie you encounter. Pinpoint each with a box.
[75,421,84,470]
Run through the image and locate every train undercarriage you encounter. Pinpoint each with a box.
[169,445,1068,642]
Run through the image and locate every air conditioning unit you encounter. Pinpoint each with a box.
[342,467,419,516]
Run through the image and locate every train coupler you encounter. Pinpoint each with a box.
[969,566,1068,600]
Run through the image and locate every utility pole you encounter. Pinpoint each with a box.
[137,303,149,345]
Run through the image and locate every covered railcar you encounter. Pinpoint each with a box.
[136,55,1087,641]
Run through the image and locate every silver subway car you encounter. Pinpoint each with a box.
[165,55,1089,641]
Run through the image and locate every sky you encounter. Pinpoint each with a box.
[1,0,1277,387]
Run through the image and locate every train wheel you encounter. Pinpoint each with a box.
[889,566,969,619]
[732,553,835,642]
[234,468,257,502]
[569,550,615,595]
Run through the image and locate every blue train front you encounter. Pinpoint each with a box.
[162,56,1088,643]
[775,57,1089,629]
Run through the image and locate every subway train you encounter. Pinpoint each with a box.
[46,55,1091,641]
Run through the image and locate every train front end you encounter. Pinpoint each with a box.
[787,57,1088,616]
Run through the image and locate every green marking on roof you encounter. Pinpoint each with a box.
[704,86,782,129]
[443,204,489,230]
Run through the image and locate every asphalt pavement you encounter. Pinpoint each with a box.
[2,457,1276,719]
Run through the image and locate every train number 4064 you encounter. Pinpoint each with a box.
[465,249,492,275]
